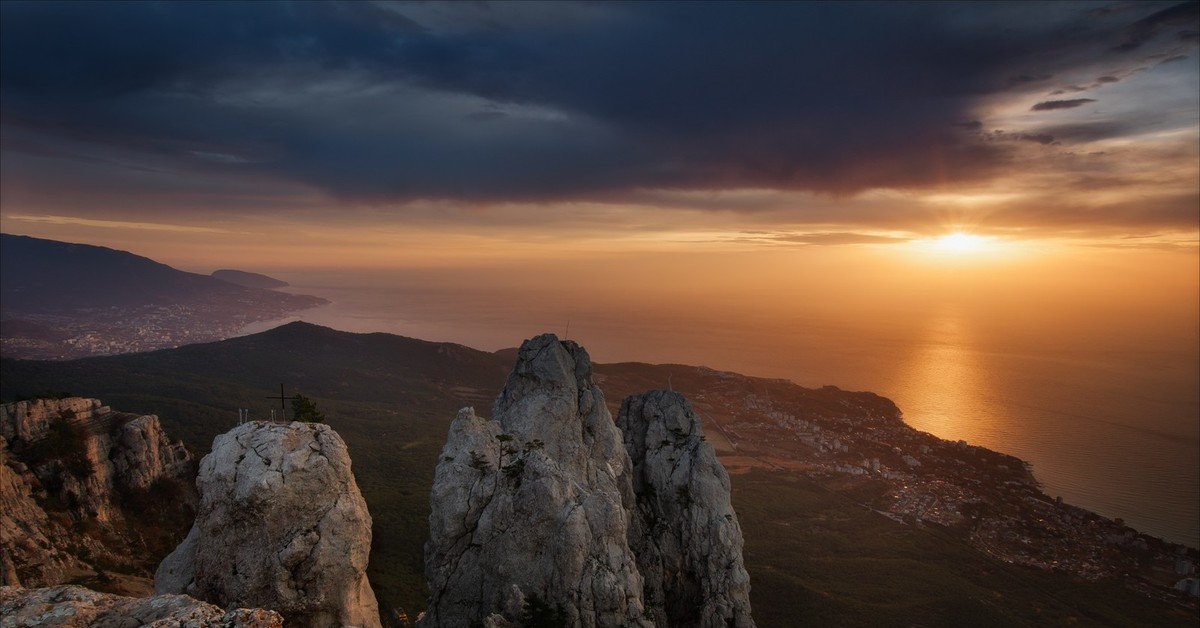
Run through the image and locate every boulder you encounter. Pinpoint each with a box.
[156,421,380,628]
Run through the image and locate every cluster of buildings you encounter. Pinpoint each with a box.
[682,371,1198,606]
[2,304,273,359]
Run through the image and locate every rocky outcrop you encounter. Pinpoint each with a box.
[618,390,755,627]
[423,334,651,628]
[1,398,106,444]
[155,421,380,628]
[0,438,80,587]
[0,585,283,627]
[422,334,755,627]
[111,414,192,492]
[0,398,194,587]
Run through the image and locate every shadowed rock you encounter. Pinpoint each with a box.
[0,397,193,587]
[619,390,755,627]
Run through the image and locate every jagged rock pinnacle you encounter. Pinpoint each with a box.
[422,334,755,627]
[423,333,650,628]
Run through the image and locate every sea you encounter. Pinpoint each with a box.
[245,263,1200,548]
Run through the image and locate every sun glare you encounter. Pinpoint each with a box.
[934,232,990,254]
[903,231,1027,261]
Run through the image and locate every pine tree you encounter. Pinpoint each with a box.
[291,393,326,423]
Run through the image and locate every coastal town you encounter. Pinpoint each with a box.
[598,365,1200,610]
[1,301,322,360]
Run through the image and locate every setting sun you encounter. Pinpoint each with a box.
[934,232,991,254]
[906,231,1017,260]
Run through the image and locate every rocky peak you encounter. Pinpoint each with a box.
[422,334,755,627]
[156,420,380,628]
[490,333,627,487]
[423,333,649,627]
[618,390,755,627]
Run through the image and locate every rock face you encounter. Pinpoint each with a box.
[422,334,755,627]
[0,585,284,627]
[0,438,75,587]
[423,334,650,628]
[155,421,380,628]
[0,398,194,587]
[618,390,755,628]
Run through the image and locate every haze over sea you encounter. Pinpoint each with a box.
[242,248,1200,550]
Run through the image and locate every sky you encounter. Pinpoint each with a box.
[1,1,1197,271]
[3,2,1198,546]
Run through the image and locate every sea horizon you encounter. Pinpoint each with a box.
[235,266,1200,549]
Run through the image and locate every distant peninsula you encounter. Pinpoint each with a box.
[0,234,329,359]
[211,269,289,290]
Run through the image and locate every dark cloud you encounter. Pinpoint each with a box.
[1035,121,1135,142]
[0,1,1196,208]
[1018,133,1058,145]
[984,130,1059,145]
[1032,99,1098,111]
[1112,1,1200,51]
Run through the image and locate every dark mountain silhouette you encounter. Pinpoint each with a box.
[0,234,329,359]
[0,234,322,314]
[211,269,289,290]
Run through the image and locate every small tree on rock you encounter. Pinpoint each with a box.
[291,394,326,423]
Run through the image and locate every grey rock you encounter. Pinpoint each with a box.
[156,421,380,628]
[0,584,284,627]
[618,390,755,627]
[422,334,651,628]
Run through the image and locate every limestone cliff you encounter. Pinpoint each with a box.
[0,585,284,627]
[619,390,755,627]
[156,421,381,628]
[0,437,76,587]
[422,334,755,627]
[0,398,194,588]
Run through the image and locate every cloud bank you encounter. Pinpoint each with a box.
[1,1,1196,234]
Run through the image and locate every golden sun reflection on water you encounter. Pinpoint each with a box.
[889,309,996,444]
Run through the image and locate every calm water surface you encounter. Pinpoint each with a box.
[253,270,1199,547]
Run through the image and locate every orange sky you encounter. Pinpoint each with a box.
[0,2,1196,285]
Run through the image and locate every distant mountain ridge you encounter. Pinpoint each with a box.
[0,234,319,314]
[211,269,289,290]
[0,234,329,359]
